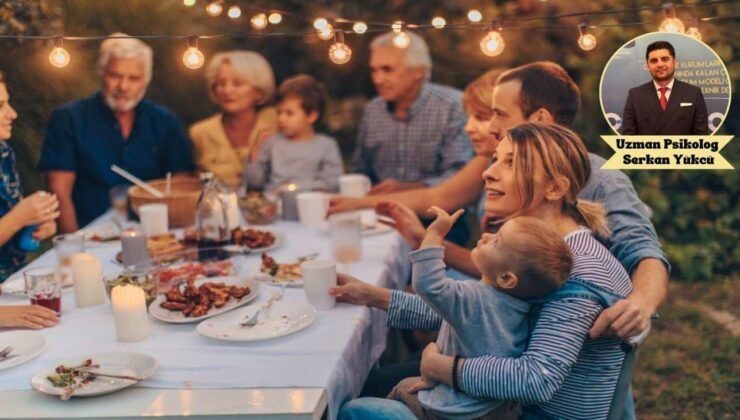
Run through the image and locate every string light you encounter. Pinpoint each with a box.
[392,20,403,32]
[468,9,483,23]
[314,18,329,31]
[182,36,205,69]
[480,28,505,57]
[685,17,702,41]
[227,5,241,19]
[329,30,352,65]
[353,22,368,34]
[577,23,597,51]
[431,17,446,29]
[392,31,410,49]
[48,36,71,68]
[268,12,282,24]
[251,13,268,30]
[318,24,334,41]
[205,1,223,17]
[183,0,196,6]
[659,2,685,33]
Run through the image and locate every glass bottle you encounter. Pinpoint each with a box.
[196,172,230,260]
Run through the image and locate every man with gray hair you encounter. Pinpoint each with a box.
[39,33,194,232]
[351,31,472,195]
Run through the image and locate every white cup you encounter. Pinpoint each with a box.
[339,174,372,197]
[138,203,168,237]
[297,192,330,229]
[359,209,377,229]
[302,260,336,310]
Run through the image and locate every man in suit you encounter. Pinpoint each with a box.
[620,40,708,135]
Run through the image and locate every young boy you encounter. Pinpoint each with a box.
[243,74,343,192]
[388,207,573,420]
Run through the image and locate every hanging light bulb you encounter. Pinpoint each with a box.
[268,12,282,24]
[468,9,483,23]
[205,1,223,17]
[183,0,196,6]
[227,5,241,19]
[480,29,505,57]
[353,21,368,34]
[48,37,71,68]
[318,24,334,41]
[685,17,702,41]
[659,2,685,33]
[182,36,205,69]
[314,18,329,31]
[577,23,597,51]
[431,17,446,29]
[392,20,404,33]
[251,13,268,30]
[329,31,352,65]
[393,31,411,49]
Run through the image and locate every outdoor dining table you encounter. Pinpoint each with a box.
[0,212,411,419]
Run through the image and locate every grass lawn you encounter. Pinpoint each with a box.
[634,278,739,419]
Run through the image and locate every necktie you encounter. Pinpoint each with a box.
[658,86,669,110]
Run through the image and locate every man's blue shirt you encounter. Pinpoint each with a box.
[38,93,194,227]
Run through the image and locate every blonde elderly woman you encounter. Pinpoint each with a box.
[189,51,277,186]
[39,33,194,232]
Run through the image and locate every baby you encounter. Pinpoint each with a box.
[243,74,343,192]
[388,207,573,420]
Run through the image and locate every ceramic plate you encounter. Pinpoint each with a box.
[252,271,304,288]
[148,276,260,324]
[362,222,394,236]
[238,227,285,254]
[31,352,157,398]
[197,300,317,342]
[81,223,121,242]
[0,330,47,370]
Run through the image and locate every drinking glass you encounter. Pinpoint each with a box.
[52,233,85,286]
[109,185,130,226]
[330,213,362,273]
[24,267,62,315]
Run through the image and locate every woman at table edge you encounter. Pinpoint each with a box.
[332,122,633,418]
[0,70,60,330]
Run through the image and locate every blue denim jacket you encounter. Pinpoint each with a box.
[582,154,670,275]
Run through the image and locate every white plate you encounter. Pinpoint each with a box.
[242,228,285,254]
[1,275,74,297]
[30,352,158,398]
[0,330,47,370]
[149,276,260,324]
[197,300,317,342]
[252,272,304,288]
[362,222,394,236]
[81,223,121,242]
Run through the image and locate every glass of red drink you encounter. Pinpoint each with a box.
[23,267,62,316]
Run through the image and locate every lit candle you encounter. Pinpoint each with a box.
[70,253,106,308]
[121,227,150,268]
[282,183,299,221]
[111,285,150,342]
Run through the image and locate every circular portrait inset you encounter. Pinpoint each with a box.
[600,32,731,135]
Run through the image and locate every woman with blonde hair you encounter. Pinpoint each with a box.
[0,70,59,329]
[336,123,633,419]
[189,51,278,186]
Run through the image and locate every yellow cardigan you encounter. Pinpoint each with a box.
[189,108,278,186]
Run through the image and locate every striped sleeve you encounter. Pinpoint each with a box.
[386,290,443,330]
[459,297,602,403]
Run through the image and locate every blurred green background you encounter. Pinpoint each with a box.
[0,0,737,282]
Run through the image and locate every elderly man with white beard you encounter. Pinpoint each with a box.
[39,33,194,232]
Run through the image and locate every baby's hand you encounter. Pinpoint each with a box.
[422,206,464,247]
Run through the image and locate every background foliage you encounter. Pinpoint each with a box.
[0,0,737,281]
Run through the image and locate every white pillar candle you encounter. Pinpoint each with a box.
[70,253,106,308]
[139,203,169,237]
[111,285,150,342]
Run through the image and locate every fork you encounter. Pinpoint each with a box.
[0,346,17,363]
[240,285,285,327]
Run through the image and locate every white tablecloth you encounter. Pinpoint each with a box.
[0,219,408,419]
